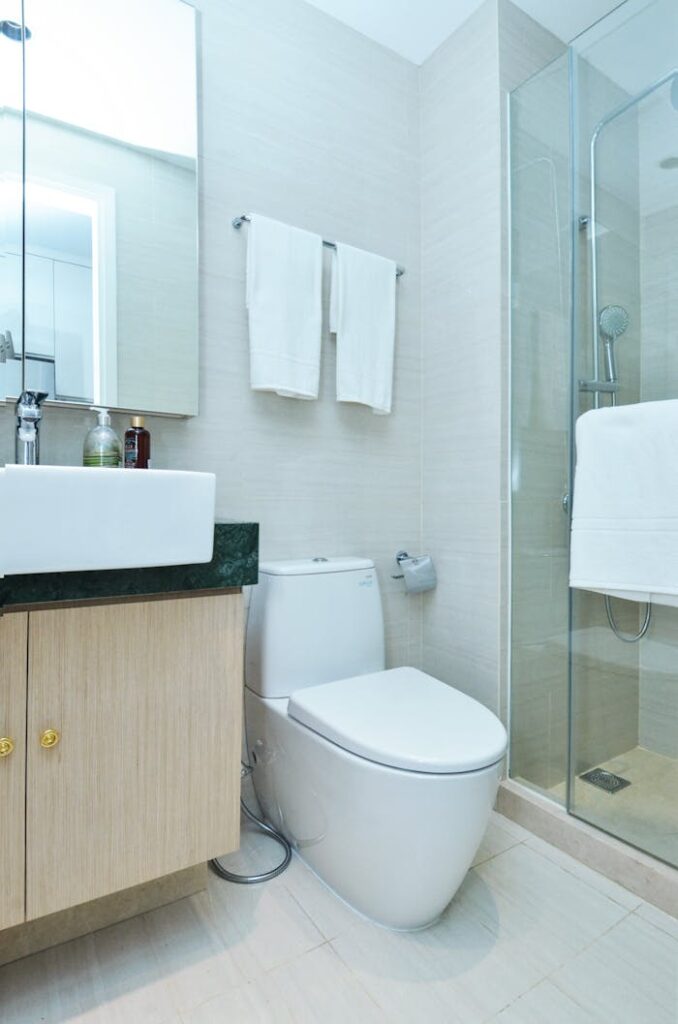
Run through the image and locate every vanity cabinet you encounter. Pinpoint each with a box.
[0,613,27,931]
[0,593,242,926]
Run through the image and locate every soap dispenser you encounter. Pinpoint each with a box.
[83,408,122,467]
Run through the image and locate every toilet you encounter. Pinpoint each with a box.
[244,557,507,930]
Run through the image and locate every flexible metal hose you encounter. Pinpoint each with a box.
[604,594,652,643]
[209,766,292,885]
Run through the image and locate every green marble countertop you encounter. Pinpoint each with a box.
[0,521,258,610]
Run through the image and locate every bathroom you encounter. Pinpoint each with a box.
[0,0,676,1019]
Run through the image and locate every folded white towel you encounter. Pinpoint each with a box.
[570,399,678,607]
[330,243,396,415]
[246,214,323,399]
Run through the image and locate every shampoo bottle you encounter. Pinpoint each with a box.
[124,415,151,469]
[83,408,122,467]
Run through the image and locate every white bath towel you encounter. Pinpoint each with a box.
[330,243,396,414]
[570,399,678,607]
[246,214,323,399]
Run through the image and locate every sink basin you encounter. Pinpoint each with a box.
[0,465,216,576]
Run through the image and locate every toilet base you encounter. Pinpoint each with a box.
[245,688,503,931]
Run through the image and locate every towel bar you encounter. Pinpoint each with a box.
[232,214,405,278]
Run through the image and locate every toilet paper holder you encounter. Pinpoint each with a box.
[391,550,437,593]
[391,550,411,579]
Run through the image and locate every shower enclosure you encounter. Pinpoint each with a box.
[510,0,678,867]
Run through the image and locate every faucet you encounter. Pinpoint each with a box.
[15,390,48,465]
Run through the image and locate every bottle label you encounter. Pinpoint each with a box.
[124,435,138,467]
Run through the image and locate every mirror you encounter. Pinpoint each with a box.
[1,0,199,416]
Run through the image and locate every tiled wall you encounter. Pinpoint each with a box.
[0,0,424,670]
[420,0,562,716]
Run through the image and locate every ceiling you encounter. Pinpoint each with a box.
[304,0,627,64]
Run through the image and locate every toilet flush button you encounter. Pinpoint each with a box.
[312,557,328,563]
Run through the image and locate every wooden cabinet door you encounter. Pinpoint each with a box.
[26,595,242,920]
[0,613,27,929]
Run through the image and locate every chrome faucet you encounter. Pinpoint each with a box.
[15,390,48,465]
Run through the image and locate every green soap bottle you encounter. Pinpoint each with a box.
[83,408,122,468]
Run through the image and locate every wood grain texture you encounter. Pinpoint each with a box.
[0,613,27,929]
[26,595,242,920]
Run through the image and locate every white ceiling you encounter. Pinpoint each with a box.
[304,0,627,64]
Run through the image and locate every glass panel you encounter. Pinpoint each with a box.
[569,0,678,867]
[0,2,25,401]
[509,51,572,800]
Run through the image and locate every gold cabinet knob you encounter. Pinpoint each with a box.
[0,737,14,758]
[40,728,60,749]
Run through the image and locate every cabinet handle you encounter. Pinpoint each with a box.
[0,737,14,758]
[40,728,60,749]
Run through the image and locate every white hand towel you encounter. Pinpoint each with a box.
[330,243,396,415]
[570,399,678,607]
[246,214,323,399]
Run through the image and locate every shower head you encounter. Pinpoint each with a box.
[0,20,31,41]
[598,305,629,385]
[599,304,629,341]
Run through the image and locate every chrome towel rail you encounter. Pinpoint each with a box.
[232,214,405,278]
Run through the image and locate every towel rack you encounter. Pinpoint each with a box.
[232,214,405,278]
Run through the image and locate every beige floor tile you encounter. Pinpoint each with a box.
[551,911,678,1024]
[489,979,599,1023]
[205,869,325,980]
[281,855,361,941]
[331,875,546,1024]
[523,833,642,911]
[91,915,178,1024]
[472,811,529,867]
[634,899,678,940]
[465,843,630,972]
[0,933,109,1024]
[143,891,247,1014]
[182,944,386,1024]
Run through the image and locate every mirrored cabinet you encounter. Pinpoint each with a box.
[0,0,199,417]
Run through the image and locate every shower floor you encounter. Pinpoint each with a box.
[550,746,678,868]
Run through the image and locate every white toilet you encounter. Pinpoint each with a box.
[244,557,507,930]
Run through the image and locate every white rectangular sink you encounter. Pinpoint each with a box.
[0,465,216,576]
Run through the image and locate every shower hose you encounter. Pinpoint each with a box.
[209,763,292,885]
[604,595,652,643]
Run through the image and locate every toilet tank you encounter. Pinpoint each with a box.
[245,557,385,698]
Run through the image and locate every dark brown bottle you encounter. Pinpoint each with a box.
[124,415,151,469]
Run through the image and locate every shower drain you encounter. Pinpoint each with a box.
[580,768,631,794]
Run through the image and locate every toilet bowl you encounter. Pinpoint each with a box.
[244,557,507,930]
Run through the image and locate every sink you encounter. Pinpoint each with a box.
[0,465,216,576]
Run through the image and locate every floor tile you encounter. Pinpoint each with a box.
[0,933,108,1024]
[205,867,326,980]
[522,833,642,911]
[91,915,177,1024]
[281,855,361,941]
[489,979,599,1023]
[143,891,247,1014]
[472,812,529,867]
[634,899,678,940]
[465,842,631,972]
[551,911,678,1024]
[183,943,386,1024]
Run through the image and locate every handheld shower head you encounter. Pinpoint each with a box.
[598,304,629,384]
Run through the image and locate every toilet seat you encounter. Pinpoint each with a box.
[287,666,507,774]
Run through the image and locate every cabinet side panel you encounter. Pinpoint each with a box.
[27,595,242,919]
[0,612,27,929]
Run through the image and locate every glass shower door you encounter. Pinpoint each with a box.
[569,0,678,868]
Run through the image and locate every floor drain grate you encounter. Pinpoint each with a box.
[580,768,631,794]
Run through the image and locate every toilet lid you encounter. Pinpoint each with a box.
[288,667,507,774]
